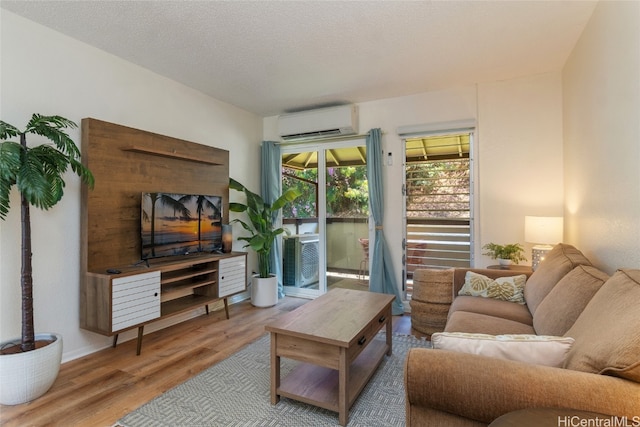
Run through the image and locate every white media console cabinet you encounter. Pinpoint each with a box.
[82,252,246,355]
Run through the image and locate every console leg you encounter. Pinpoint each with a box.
[136,326,144,356]
[224,298,230,319]
[112,334,118,348]
[205,304,209,315]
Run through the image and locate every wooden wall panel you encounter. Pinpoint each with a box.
[81,118,230,272]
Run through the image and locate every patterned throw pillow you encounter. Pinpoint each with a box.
[458,271,527,304]
[432,332,575,367]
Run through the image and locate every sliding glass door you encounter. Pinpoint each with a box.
[281,147,325,298]
[280,138,368,298]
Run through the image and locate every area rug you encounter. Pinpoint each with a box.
[117,333,431,427]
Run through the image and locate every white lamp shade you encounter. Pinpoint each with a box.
[525,216,563,245]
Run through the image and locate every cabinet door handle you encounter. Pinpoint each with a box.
[378,315,386,323]
[358,336,367,345]
[221,276,225,280]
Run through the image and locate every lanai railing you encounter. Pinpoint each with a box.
[283,216,471,298]
[404,218,471,298]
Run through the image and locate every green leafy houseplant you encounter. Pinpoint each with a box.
[229,178,300,278]
[0,114,94,353]
[482,243,527,264]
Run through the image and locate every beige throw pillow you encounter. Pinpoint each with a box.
[563,269,640,381]
[533,265,609,336]
[458,271,527,304]
[432,332,575,367]
[524,243,592,314]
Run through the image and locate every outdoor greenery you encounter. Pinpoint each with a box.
[405,159,470,219]
[281,159,468,221]
[282,168,317,218]
[282,165,369,218]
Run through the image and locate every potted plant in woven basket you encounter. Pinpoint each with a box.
[0,114,94,405]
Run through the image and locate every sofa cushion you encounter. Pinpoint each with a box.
[445,311,536,335]
[533,265,609,336]
[448,295,533,325]
[524,243,592,315]
[458,272,527,304]
[563,269,640,382]
[432,332,575,367]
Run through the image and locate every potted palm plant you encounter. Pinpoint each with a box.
[0,114,94,405]
[229,178,300,307]
[482,242,527,266]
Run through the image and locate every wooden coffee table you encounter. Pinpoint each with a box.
[265,288,395,426]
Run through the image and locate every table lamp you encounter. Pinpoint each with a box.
[524,216,563,270]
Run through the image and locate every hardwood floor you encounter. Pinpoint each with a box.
[0,296,421,427]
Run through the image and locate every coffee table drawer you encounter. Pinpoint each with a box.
[276,334,342,369]
[348,305,391,363]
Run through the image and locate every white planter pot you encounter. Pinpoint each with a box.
[251,275,278,307]
[497,258,513,267]
[0,332,63,405]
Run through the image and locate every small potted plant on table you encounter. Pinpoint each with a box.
[482,243,527,267]
[229,178,300,307]
[0,114,94,405]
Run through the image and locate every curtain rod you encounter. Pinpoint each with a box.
[274,130,385,145]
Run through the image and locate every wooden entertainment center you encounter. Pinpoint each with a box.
[80,118,247,354]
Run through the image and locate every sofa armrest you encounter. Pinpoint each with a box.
[404,348,640,425]
[451,268,532,298]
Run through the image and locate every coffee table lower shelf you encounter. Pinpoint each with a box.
[277,338,388,413]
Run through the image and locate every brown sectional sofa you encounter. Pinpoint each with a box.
[405,244,640,426]
[445,244,597,335]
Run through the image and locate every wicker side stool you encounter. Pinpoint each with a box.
[410,268,454,336]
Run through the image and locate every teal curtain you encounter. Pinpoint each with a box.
[366,129,405,315]
[261,141,285,298]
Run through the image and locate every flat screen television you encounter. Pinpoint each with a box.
[141,192,223,260]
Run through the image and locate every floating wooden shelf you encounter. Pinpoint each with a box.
[122,145,223,165]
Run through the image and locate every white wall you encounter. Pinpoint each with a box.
[477,73,565,253]
[562,1,640,273]
[265,75,564,291]
[0,11,262,361]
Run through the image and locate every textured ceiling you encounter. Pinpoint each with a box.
[1,0,597,117]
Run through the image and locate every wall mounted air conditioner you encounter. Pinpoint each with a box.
[283,234,320,287]
[278,105,359,141]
